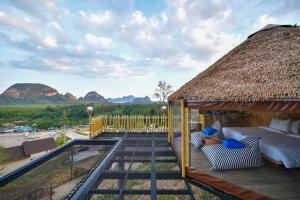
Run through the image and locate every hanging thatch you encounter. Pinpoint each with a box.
[169,25,300,104]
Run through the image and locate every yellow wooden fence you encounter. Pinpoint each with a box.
[90,115,168,138]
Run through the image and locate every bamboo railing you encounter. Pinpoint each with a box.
[90,115,168,138]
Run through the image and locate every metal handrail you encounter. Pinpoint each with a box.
[0,139,118,187]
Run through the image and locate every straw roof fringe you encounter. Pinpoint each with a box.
[169,25,300,103]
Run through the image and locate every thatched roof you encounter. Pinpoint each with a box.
[169,25,300,103]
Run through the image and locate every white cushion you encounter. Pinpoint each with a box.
[269,119,291,133]
[290,120,300,134]
[211,120,223,138]
[191,132,203,148]
[202,137,263,170]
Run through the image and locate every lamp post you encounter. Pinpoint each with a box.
[87,106,93,139]
[63,125,67,143]
[32,124,37,137]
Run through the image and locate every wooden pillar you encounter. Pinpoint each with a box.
[170,104,174,142]
[180,99,186,177]
[186,108,191,167]
[168,104,171,143]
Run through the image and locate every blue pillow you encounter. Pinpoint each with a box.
[222,139,245,148]
[202,127,217,135]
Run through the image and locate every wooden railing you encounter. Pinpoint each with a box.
[90,115,168,138]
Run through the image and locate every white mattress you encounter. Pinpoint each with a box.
[222,127,300,168]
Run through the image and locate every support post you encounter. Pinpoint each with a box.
[170,104,174,142]
[180,99,186,177]
[89,114,92,139]
[186,108,191,167]
[167,104,171,143]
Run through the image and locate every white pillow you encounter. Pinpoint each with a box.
[211,120,223,138]
[290,120,300,134]
[269,119,291,133]
[211,120,221,131]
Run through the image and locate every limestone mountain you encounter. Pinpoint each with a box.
[132,96,151,103]
[64,92,77,101]
[78,91,106,103]
[0,83,151,104]
[107,95,151,103]
[0,83,74,104]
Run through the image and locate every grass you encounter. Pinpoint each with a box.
[0,145,10,165]
[156,162,179,170]
[74,130,89,136]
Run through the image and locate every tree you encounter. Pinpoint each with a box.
[153,81,173,103]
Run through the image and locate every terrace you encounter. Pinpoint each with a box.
[0,115,229,200]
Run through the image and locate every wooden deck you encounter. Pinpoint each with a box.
[173,137,300,200]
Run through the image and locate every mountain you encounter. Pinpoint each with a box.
[107,95,136,103]
[132,96,151,103]
[107,95,151,103]
[78,91,106,103]
[64,92,77,101]
[0,83,73,104]
[0,83,151,104]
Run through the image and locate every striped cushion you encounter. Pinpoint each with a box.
[191,131,218,148]
[202,137,263,170]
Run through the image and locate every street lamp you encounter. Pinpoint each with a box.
[87,106,93,139]
[63,125,67,143]
[32,124,37,137]
[161,105,167,112]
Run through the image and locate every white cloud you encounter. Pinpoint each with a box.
[254,14,277,30]
[2,0,298,84]
[89,11,112,24]
[130,10,146,25]
[79,10,114,27]
[44,35,57,48]
[48,21,62,31]
[85,33,112,48]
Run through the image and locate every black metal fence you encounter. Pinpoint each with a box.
[0,139,118,200]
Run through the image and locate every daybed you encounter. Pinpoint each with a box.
[202,137,263,170]
[223,120,300,168]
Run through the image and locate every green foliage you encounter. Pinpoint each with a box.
[0,146,10,165]
[158,195,186,200]
[55,133,71,146]
[198,191,220,200]
[0,103,162,129]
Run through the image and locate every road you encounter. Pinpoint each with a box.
[66,129,88,140]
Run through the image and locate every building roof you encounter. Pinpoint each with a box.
[168,25,300,103]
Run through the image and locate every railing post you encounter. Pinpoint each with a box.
[180,99,186,177]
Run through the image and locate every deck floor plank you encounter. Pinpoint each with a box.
[173,137,300,200]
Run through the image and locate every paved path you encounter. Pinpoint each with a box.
[66,129,88,140]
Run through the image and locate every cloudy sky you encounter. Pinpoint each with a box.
[0,0,299,99]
